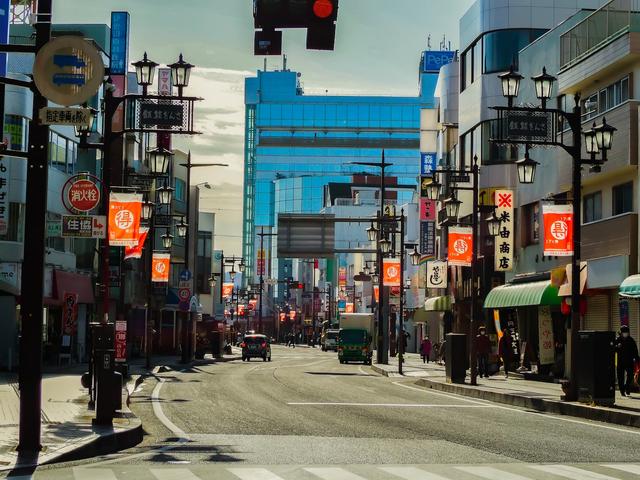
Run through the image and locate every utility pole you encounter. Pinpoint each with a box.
[256,227,277,334]
[17,0,52,453]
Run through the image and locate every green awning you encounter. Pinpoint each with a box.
[484,281,560,309]
[620,274,640,298]
[424,296,451,312]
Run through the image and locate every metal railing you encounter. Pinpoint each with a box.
[560,0,640,69]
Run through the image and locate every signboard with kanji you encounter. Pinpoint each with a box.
[108,192,142,247]
[505,111,550,142]
[494,189,514,272]
[420,152,436,176]
[222,283,234,299]
[426,261,448,289]
[0,155,8,235]
[115,320,127,363]
[140,102,184,127]
[62,292,78,335]
[62,215,106,238]
[448,227,473,267]
[419,199,436,221]
[151,252,171,283]
[39,107,92,127]
[543,204,573,256]
[382,258,401,287]
[538,306,555,365]
[66,178,101,212]
[420,221,436,258]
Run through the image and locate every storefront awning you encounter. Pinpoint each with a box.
[424,296,451,312]
[53,270,95,304]
[484,281,560,309]
[620,274,640,298]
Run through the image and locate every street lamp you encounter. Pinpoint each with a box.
[169,53,194,90]
[208,275,217,288]
[486,211,502,237]
[363,265,371,275]
[498,65,523,107]
[239,261,246,273]
[515,152,539,185]
[161,232,174,249]
[147,146,173,176]
[380,236,392,254]
[584,124,599,155]
[409,247,421,266]
[425,178,441,201]
[176,217,188,238]
[367,222,378,242]
[132,52,158,89]
[593,117,616,151]
[444,193,462,220]
[532,67,556,107]
[371,272,379,284]
[157,182,174,206]
[141,199,154,221]
[229,268,237,281]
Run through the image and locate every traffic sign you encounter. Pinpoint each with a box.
[33,36,105,106]
[180,270,192,281]
[178,288,191,301]
[67,179,100,212]
[39,107,93,127]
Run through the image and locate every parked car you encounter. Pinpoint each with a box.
[322,329,340,351]
[241,334,272,362]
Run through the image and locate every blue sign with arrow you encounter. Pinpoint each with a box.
[53,54,86,68]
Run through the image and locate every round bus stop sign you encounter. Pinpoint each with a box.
[33,36,105,106]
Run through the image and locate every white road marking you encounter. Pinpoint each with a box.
[73,468,118,480]
[287,402,495,408]
[456,466,534,480]
[305,467,368,480]
[601,464,640,475]
[228,467,287,480]
[380,466,451,479]
[358,365,372,376]
[151,378,189,439]
[530,465,621,479]
[393,381,640,436]
[151,468,202,480]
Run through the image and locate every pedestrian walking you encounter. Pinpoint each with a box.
[438,338,446,365]
[475,326,491,378]
[615,325,639,397]
[420,336,432,363]
[498,328,514,378]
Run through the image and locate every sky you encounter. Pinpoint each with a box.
[53,0,474,254]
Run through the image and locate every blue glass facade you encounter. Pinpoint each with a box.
[243,55,439,282]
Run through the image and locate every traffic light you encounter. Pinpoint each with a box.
[253,0,339,55]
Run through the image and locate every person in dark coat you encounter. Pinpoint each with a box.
[615,325,639,396]
[475,326,492,378]
[498,328,514,379]
[420,336,432,363]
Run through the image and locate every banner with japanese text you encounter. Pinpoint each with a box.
[124,227,149,260]
[494,189,514,271]
[426,260,448,288]
[108,192,142,247]
[538,306,555,365]
[222,282,234,299]
[62,292,78,335]
[448,227,473,267]
[115,320,127,363]
[345,302,354,313]
[373,285,379,302]
[0,155,9,235]
[543,204,573,256]
[382,258,401,287]
[419,198,436,221]
[151,252,170,283]
[420,221,436,258]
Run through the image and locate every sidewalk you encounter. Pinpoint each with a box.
[371,353,640,428]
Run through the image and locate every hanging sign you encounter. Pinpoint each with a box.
[151,252,170,283]
[542,204,573,256]
[39,107,92,127]
[426,260,448,288]
[420,152,437,176]
[222,282,234,299]
[538,306,555,365]
[382,258,401,287]
[420,221,436,257]
[373,285,379,302]
[108,192,142,247]
[115,320,127,363]
[66,178,101,212]
[420,198,436,221]
[124,227,149,260]
[345,302,354,313]
[338,266,347,287]
[494,189,514,272]
[289,310,297,320]
[448,226,473,267]
[62,292,79,335]
[62,215,106,238]
[0,155,8,235]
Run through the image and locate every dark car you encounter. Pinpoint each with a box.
[241,334,272,362]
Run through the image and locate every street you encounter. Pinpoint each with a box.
[16,345,640,479]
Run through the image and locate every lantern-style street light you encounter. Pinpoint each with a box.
[169,53,194,95]
[141,199,154,221]
[132,52,158,93]
[498,65,523,107]
[157,182,174,206]
[486,211,502,237]
[380,236,392,254]
[367,222,378,242]
[147,147,173,176]
[161,232,174,249]
[515,152,539,185]
[176,217,188,238]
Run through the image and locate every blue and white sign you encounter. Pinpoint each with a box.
[179,269,192,282]
[110,12,130,75]
[0,0,9,77]
[421,153,437,176]
[422,51,455,73]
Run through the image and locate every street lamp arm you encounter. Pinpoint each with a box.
[180,163,229,168]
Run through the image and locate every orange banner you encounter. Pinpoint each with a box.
[543,205,574,256]
[151,252,170,283]
[109,192,142,247]
[222,283,234,299]
[448,227,473,267]
[383,258,401,287]
[124,227,149,260]
[373,285,379,302]
[345,302,354,313]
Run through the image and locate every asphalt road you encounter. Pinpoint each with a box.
[10,345,640,479]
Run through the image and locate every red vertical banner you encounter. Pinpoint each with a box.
[382,258,401,287]
[373,285,379,302]
[109,192,142,247]
[345,302,354,313]
[124,226,149,260]
[151,252,171,282]
[420,198,436,221]
[62,292,78,335]
[115,320,127,363]
[222,283,234,299]
[448,227,473,267]
[542,205,574,256]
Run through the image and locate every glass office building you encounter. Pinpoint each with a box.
[242,52,441,282]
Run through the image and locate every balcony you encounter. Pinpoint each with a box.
[581,213,638,266]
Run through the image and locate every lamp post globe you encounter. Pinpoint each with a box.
[499,65,523,101]
[141,200,154,221]
[372,273,379,284]
[486,211,502,237]
[594,117,616,151]
[132,52,158,87]
[229,268,237,281]
[584,123,599,155]
[161,232,174,249]
[425,179,441,201]
[363,265,371,275]
[176,217,188,238]
[516,152,539,185]
[169,53,194,89]
[157,183,174,206]
[208,275,216,288]
[239,261,246,273]
[366,222,378,242]
[410,247,421,266]
[532,67,556,101]
[444,194,462,220]
[380,236,392,254]
[74,107,97,137]
[147,146,173,176]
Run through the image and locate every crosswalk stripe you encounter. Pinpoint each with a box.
[530,465,620,479]
[304,467,368,480]
[601,464,640,475]
[455,466,533,480]
[151,468,203,480]
[228,467,287,480]
[379,466,451,480]
[73,468,118,480]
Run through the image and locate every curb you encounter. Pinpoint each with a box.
[416,378,640,429]
[371,364,393,377]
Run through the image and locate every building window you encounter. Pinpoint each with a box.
[174,178,186,202]
[582,76,630,121]
[48,131,77,173]
[3,115,28,151]
[483,29,547,74]
[613,182,633,216]
[522,202,539,246]
[583,191,602,223]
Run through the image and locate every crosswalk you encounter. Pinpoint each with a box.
[56,463,640,480]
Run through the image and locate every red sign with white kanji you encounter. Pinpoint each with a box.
[543,204,573,256]
[448,227,473,267]
[67,179,100,212]
[494,189,514,272]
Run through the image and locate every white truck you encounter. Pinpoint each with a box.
[338,313,375,364]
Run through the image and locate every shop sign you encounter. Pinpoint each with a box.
[538,306,555,365]
[108,192,142,247]
[66,178,100,212]
[448,226,473,267]
[0,262,19,288]
[47,220,62,237]
[345,302,354,313]
[257,248,266,276]
[373,285,379,302]
[506,112,549,140]
[109,12,130,75]
[62,215,106,238]
[158,68,172,95]
[619,299,630,327]
[338,266,347,287]
[494,189,514,272]
[115,320,127,363]
[140,102,184,127]
[426,260,448,289]
[420,176,433,198]
[151,252,170,283]
[420,221,436,258]
[420,152,436,176]
[222,282,234,299]
[289,310,296,320]
[0,155,8,235]
[124,227,149,260]
[39,107,92,127]
[419,198,436,221]
[382,258,401,287]
[62,292,78,335]
[542,204,573,256]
